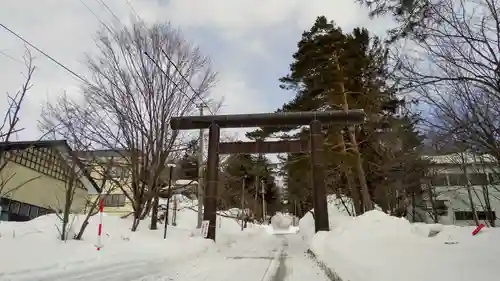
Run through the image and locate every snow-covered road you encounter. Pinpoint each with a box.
[1,233,331,281]
[272,234,331,281]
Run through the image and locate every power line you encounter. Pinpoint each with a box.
[124,0,140,20]
[1,18,208,122]
[143,51,200,104]
[161,49,213,114]
[0,23,90,84]
[77,0,115,34]
[96,0,121,23]
[118,1,213,114]
[0,49,23,64]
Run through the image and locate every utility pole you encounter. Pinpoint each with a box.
[261,180,266,223]
[254,175,259,219]
[294,199,298,225]
[196,104,204,229]
[172,194,178,226]
[241,175,247,231]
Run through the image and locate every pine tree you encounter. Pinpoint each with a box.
[219,154,280,219]
[249,16,424,215]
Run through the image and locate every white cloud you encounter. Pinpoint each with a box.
[0,0,393,142]
[163,0,393,44]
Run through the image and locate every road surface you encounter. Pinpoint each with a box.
[2,233,331,281]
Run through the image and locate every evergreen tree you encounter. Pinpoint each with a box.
[219,153,280,219]
[356,0,439,41]
[177,139,198,180]
[249,16,424,215]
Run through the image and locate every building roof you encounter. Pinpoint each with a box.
[175,179,198,186]
[76,148,133,158]
[0,140,101,194]
[423,153,497,165]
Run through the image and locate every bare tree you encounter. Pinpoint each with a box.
[52,153,82,241]
[74,155,123,240]
[0,49,34,143]
[396,0,500,153]
[0,49,37,198]
[392,0,500,223]
[42,21,217,232]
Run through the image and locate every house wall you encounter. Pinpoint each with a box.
[416,162,500,226]
[80,154,199,217]
[84,159,134,216]
[432,185,500,226]
[1,161,88,212]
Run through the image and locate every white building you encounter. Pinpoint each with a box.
[410,153,500,226]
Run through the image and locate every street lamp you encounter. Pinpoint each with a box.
[164,163,177,239]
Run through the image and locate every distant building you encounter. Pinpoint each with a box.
[77,149,199,216]
[409,153,499,226]
[77,149,133,216]
[0,140,100,221]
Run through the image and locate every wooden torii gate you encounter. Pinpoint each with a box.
[170,110,365,240]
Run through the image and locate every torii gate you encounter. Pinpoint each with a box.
[170,110,365,240]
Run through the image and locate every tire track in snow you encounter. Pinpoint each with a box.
[1,258,168,281]
[266,234,331,281]
[1,234,284,281]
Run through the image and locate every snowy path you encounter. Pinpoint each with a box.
[271,235,331,281]
[1,233,331,281]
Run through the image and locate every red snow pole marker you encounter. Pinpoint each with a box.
[472,223,485,236]
[96,197,104,251]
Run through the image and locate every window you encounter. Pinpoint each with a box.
[469,173,488,185]
[430,175,448,186]
[424,199,448,215]
[489,173,500,184]
[455,211,496,221]
[103,194,126,207]
[19,203,30,216]
[9,201,20,213]
[434,200,448,215]
[106,166,127,179]
[448,174,466,186]
[29,205,39,218]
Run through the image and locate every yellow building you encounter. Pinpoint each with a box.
[0,140,100,221]
[77,149,133,216]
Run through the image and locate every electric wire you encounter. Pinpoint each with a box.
[77,0,115,34]
[93,0,214,114]
[0,49,23,64]
[161,49,214,114]
[0,23,90,85]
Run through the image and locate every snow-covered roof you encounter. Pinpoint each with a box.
[423,153,497,165]
[175,179,198,185]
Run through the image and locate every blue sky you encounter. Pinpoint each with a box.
[0,0,394,141]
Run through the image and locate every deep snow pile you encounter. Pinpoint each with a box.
[162,199,267,247]
[0,213,214,277]
[304,198,500,281]
[271,212,293,229]
[0,199,268,278]
[299,194,356,242]
[265,212,299,235]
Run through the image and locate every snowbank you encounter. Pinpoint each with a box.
[263,213,299,235]
[310,210,500,281]
[0,213,215,276]
[168,203,268,247]
[271,212,293,230]
[299,195,354,243]
[0,199,269,278]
